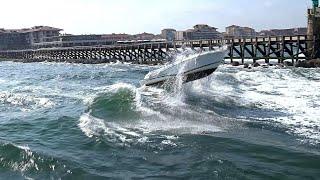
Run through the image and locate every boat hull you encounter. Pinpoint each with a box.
[141,50,225,86]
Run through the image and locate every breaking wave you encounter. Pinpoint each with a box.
[78,81,225,147]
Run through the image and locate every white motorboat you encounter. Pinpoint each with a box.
[141,48,226,86]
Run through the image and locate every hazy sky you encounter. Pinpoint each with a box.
[0,0,311,34]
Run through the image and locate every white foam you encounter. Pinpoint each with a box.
[78,113,110,138]
[78,110,223,147]
[79,113,151,145]
[16,144,31,151]
[0,91,55,109]
[161,140,177,147]
[189,65,320,144]
[239,69,320,140]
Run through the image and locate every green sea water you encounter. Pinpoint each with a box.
[0,60,319,179]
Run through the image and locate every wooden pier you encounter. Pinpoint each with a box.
[0,35,316,64]
[226,35,313,64]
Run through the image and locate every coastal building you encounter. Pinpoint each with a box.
[24,26,62,44]
[36,35,102,48]
[225,25,257,38]
[102,33,132,41]
[258,28,307,36]
[161,29,176,41]
[54,34,107,47]
[175,24,222,41]
[132,32,157,40]
[33,33,134,48]
[175,31,184,41]
[0,29,29,50]
[30,31,166,49]
[0,26,62,50]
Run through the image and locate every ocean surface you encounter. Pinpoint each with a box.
[0,56,320,179]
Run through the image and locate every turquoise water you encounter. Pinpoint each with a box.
[0,60,319,179]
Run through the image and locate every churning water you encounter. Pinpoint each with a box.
[0,57,319,179]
